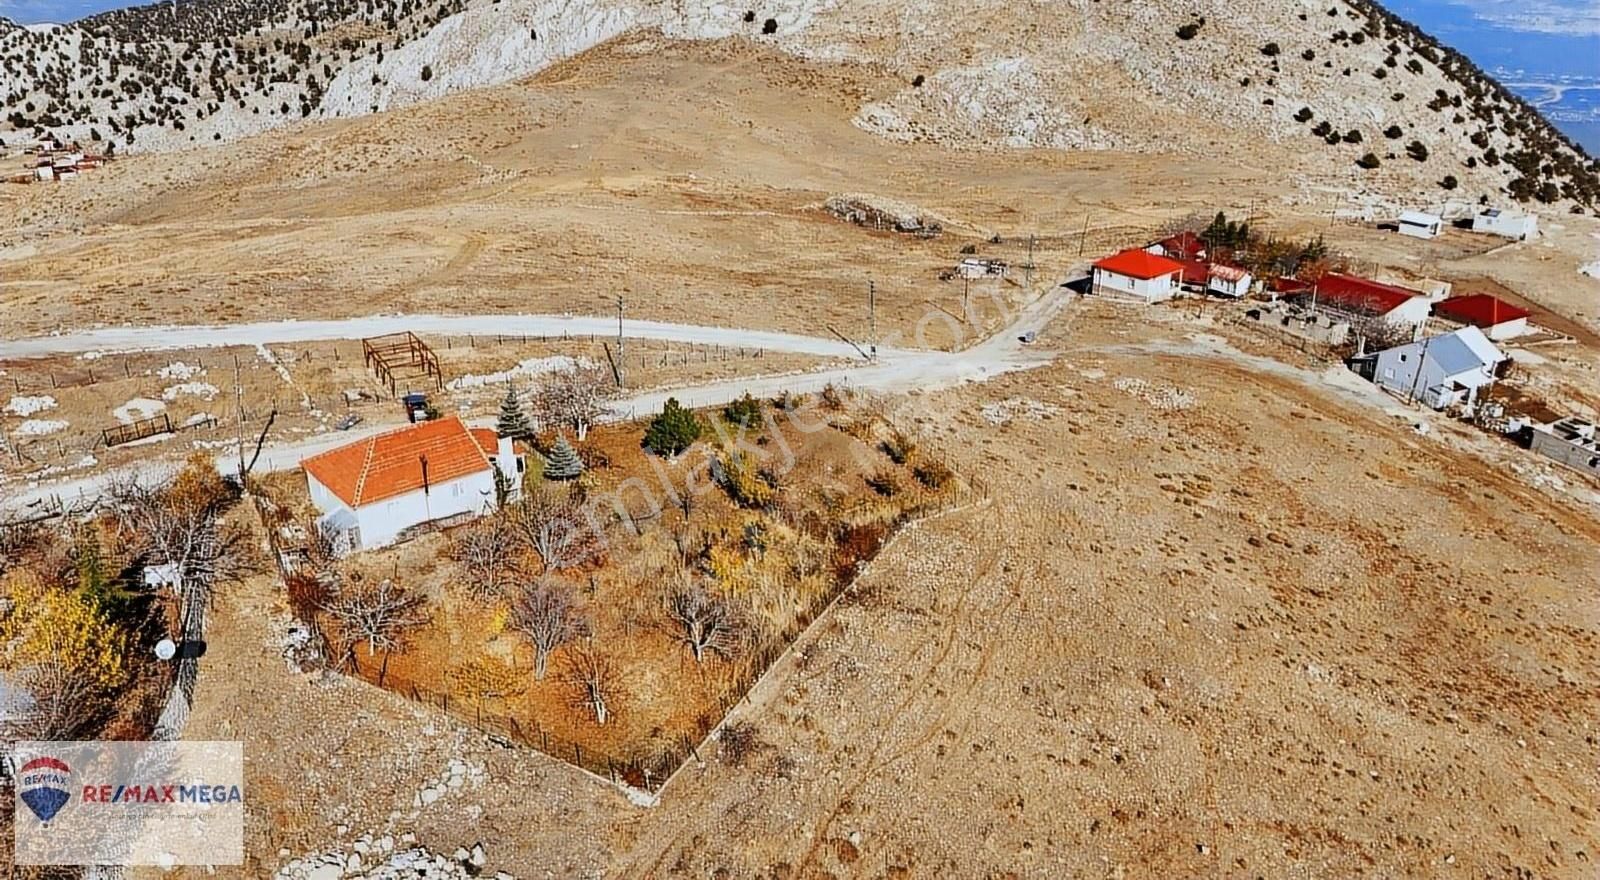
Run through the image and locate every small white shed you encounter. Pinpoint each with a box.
[1397,211,1443,239]
[1471,209,1537,241]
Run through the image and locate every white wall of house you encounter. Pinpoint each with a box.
[1398,213,1442,239]
[1207,272,1253,298]
[1483,316,1530,341]
[353,471,498,549]
[1385,297,1434,327]
[1093,268,1176,302]
[1372,345,1496,410]
[308,468,498,550]
[1473,212,1537,240]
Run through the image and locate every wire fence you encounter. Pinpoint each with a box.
[308,474,988,798]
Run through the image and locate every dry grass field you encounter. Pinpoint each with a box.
[176,299,1600,878]
[2,31,1596,880]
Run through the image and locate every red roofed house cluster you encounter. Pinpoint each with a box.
[303,416,523,550]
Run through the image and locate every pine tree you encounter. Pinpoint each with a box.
[643,397,702,457]
[544,434,584,481]
[497,384,530,439]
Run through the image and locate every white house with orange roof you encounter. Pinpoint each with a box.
[302,416,522,551]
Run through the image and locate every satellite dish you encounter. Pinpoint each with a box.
[154,639,177,661]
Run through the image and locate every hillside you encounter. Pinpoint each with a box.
[1,0,1597,211]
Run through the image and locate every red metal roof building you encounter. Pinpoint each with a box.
[1093,248,1186,281]
[1433,294,1529,327]
[1148,231,1207,262]
[1091,248,1188,303]
[1298,273,1433,319]
[1433,293,1532,340]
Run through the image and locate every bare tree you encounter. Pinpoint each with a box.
[447,513,521,600]
[533,363,612,441]
[512,485,602,574]
[507,577,589,680]
[1,658,107,742]
[665,578,746,663]
[560,642,619,725]
[318,577,429,686]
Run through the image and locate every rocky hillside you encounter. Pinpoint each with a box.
[2,0,1597,210]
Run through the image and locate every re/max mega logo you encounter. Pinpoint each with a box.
[81,784,243,805]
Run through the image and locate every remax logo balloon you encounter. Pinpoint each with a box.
[18,756,72,823]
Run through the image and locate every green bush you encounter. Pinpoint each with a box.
[1356,153,1381,169]
[723,393,763,429]
[644,397,702,457]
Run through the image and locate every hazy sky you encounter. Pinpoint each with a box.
[0,0,128,23]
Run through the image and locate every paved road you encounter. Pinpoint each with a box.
[1,291,1068,513]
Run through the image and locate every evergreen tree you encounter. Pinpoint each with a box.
[544,434,584,481]
[497,384,531,439]
[643,397,703,457]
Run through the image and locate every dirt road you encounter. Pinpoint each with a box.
[1,289,1066,513]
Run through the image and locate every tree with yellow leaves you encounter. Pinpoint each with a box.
[0,569,131,740]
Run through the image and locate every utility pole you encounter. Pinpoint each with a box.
[615,295,626,388]
[1025,233,1035,289]
[868,279,877,360]
[1078,214,1089,257]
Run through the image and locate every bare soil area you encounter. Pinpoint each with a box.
[10,33,1596,880]
[168,300,1600,879]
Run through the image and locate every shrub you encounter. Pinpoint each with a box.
[1342,129,1363,143]
[723,392,763,429]
[1175,23,1200,40]
[1405,140,1429,161]
[716,450,774,508]
[820,383,847,411]
[1356,152,1382,169]
[762,17,777,34]
[913,459,954,490]
[881,429,918,465]
[1311,120,1333,137]
[643,397,702,457]
[1260,42,1281,57]
[1384,124,1404,139]
[1294,107,1314,123]
[1439,174,1458,190]
[865,469,902,497]
[420,64,433,81]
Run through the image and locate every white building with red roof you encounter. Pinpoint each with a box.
[1091,248,1186,303]
[1433,293,1531,341]
[302,416,522,551]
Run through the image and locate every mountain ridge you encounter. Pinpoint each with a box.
[2,0,1597,210]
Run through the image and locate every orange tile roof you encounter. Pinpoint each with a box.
[302,416,494,509]
[1093,248,1186,281]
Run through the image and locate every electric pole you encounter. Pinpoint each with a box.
[616,295,626,388]
[868,279,877,360]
